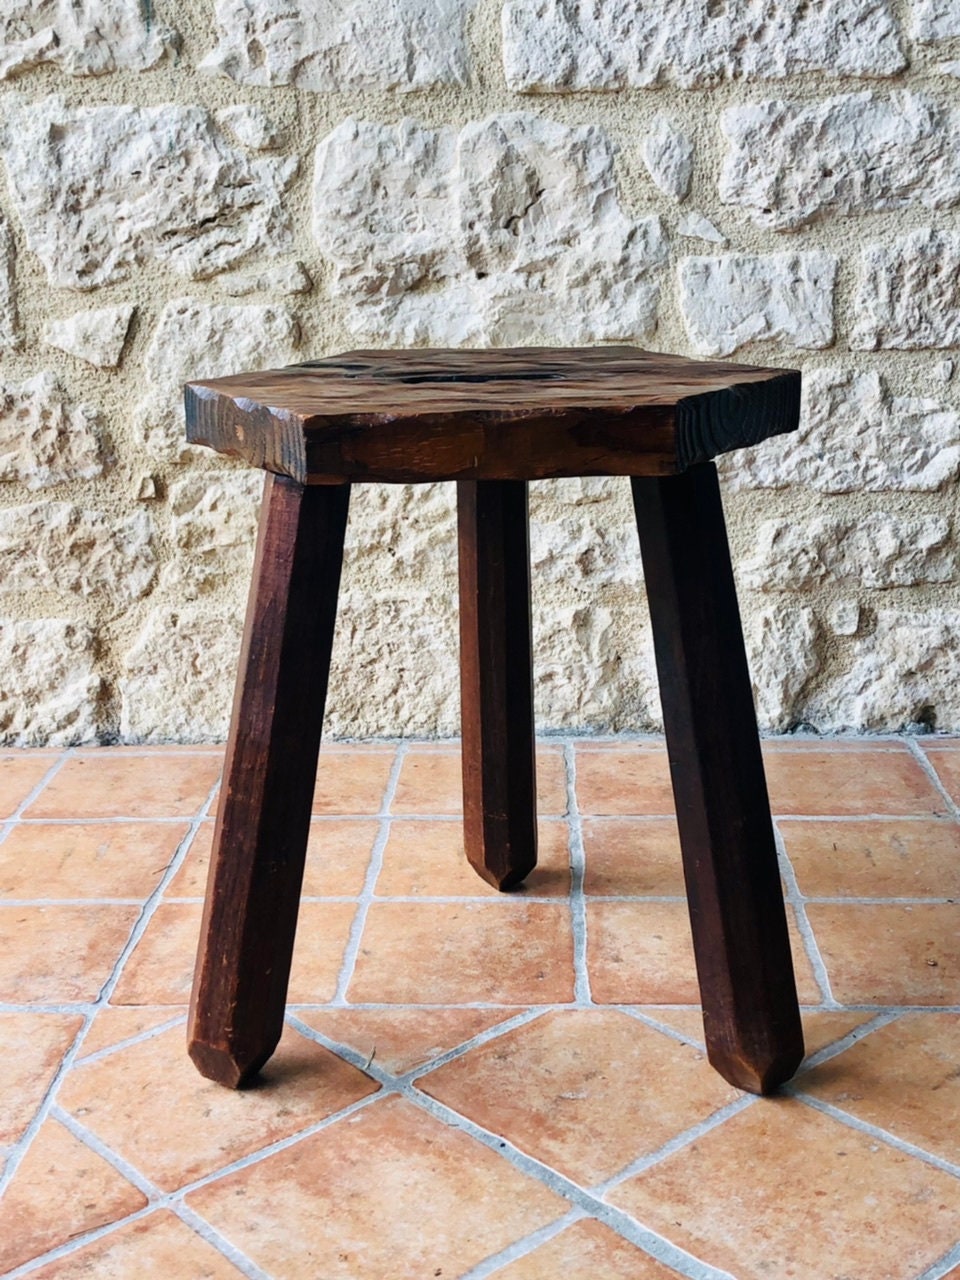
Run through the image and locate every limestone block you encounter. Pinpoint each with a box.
[201,0,476,91]
[0,216,18,351]
[742,514,956,591]
[0,95,297,289]
[0,619,100,745]
[216,262,313,297]
[720,92,960,231]
[914,0,960,40]
[43,306,135,369]
[0,373,106,490]
[324,591,461,737]
[641,117,693,199]
[678,211,726,245]
[216,105,283,150]
[313,114,668,344]
[678,252,836,356]
[0,0,176,78]
[810,611,960,731]
[121,605,243,742]
[165,472,263,597]
[746,605,820,732]
[502,0,905,91]
[827,601,861,636]
[0,504,155,602]
[135,299,299,461]
[341,483,457,583]
[720,368,960,492]
[529,514,640,588]
[533,603,637,729]
[852,230,960,349]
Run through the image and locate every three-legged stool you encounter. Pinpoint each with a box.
[183,346,805,1096]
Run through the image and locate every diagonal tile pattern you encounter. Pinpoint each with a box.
[1,737,959,1280]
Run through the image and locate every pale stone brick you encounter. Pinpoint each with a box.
[201,0,476,91]
[721,92,960,231]
[0,504,155,603]
[852,229,960,350]
[0,619,100,745]
[313,114,668,344]
[719,368,960,492]
[215,105,283,151]
[678,211,726,245]
[0,0,176,78]
[641,116,693,200]
[216,262,312,297]
[0,373,106,490]
[914,0,960,41]
[678,252,836,356]
[747,605,820,732]
[502,0,905,91]
[165,472,263,598]
[135,299,299,462]
[0,95,297,289]
[43,306,135,369]
[0,216,18,352]
[742,515,956,591]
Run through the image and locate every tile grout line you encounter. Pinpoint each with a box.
[331,741,407,1005]
[0,749,72,849]
[456,1209,585,1279]
[0,775,218,1202]
[914,1238,960,1280]
[907,739,960,821]
[563,743,592,1004]
[73,1013,189,1067]
[788,1091,960,1181]
[791,1010,903,1077]
[773,820,839,1008]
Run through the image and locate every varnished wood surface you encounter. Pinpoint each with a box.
[458,480,538,890]
[188,474,350,1089]
[185,346,800,483]
[632,463,804,1095]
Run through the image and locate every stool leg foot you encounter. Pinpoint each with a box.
[457,480,537,891]
[632,463,804,1095]
[188,474,350,1088]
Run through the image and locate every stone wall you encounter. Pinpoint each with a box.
[1,0,959,743]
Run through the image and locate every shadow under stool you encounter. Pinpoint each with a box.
[183,345,805,1097]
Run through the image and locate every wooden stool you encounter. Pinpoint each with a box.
[184,346,805,1096]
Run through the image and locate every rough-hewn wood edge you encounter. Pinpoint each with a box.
[675,369,801,472]
[185,383,310,484]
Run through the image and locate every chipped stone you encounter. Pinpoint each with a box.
[641,116,693,199]
[43,306,134,369]
[0,95,297,289]
[201,0,476,91]
[502,0,906,91]
[0,373,106,490]
[720,368,960,492]
[935,359,955,382]
[914,0,960,41]
[216,105,283,150]
[742,514,956,591]
[677,211,726,244]
[0,619,100,746]
[136,476,158,501]
[746,605,820,732]
[216,262,312,297]
[810,611,960,731]
[313,114,668,344]
[121,605,242,743]
[0,1,176,78]
[0,215,18,352]
[534,603,639,730]
[721,91,960,232]
[135,299,299,462]
[828,601,862,636]
[852,229,960,350]
[164,472,263,598]
[0,504,155,602]
[678,252,836,356]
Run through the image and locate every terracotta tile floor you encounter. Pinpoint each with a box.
[2,737,960,1279]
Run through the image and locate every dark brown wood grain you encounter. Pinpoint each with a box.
[185,346,800,484]
[188,473,350,1089]
[631,462,804,1095]
[458,480,538,890]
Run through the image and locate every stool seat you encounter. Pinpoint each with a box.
[185,345,800,484]
[184,345,806,1100]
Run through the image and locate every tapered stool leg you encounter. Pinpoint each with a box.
[457,480,537,890]
[188,474,350,1088]
[631,462,803,1094]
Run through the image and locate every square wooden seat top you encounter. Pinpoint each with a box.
[185,346,800,485]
